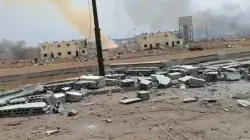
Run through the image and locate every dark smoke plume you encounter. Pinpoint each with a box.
[122,0,250,38]
[0,39,40,60]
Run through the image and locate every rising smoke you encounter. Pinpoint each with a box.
[4,0,117,48]
[0,39,40,60]
[122,0,250,38]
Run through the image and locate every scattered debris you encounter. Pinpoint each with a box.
[6,121,22,126]
[224,72,241,81]
[232,91,250,99]
[180,84,186,90]
[120,98,142,104]
[203,98,217,103]
[237,100,250,107]
[136,91,150,101]
[66,91,82,102]
[45,129,60,136]
[67,109,79,117]
[188,77,206,87]
[156,75,171,88]
[105,118,112,123]
[183,97,198,103]
[139,79,153,90]
[158,124,177,140]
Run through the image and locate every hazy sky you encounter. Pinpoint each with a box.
[0,0,248,46]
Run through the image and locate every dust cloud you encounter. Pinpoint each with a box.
[0,39,40,59]
[4,0,117,49]
[122,0,250,38]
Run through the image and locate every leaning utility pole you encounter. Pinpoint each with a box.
[92,0,105,76]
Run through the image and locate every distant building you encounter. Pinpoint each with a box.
[179,16,193,43]
[40,40,88,59]
[136,31,184,50]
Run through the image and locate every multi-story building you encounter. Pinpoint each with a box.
[136,31,184,50]
[40,39,88,59]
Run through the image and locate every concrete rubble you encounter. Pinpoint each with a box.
[2,59,250,118]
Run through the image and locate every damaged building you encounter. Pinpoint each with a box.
[40,39,88,59]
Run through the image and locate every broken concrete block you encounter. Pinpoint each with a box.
[167,72,182,80]
[43,94,56,105]
[155,75,171,88]
[79,75,106,89]
[224,72,241,81]
[120,98,142,104]
[67,109,78,116]
[0,102,48,117]
[106,74,126,80]
[139,79,153,90]
[66,92,82,102]
[155,71,168,76]
[61,87,71,92]
[74,81,97,90]
[9,97,27,105]
[54,93,66,103]
[105,79,117,86]
[202,98,217,103]
[121,79,135,87]
[188,77,206,87]
[183,97,198,103]
[232,91,250,99]
[178,76,193,83]
[237,100,250,107]
[203,71,218,82]
[180,84,186,90]
[45,129,60,136]
[136,91,150,101]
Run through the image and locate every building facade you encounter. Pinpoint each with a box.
[136,31,184,50]
[40,40,88,59]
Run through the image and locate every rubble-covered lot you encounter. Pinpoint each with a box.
[3,55,250,140]
[1,81,250,140]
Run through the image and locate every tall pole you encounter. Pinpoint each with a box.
[92,0,105,76]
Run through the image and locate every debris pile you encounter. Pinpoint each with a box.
[2,59,250,118]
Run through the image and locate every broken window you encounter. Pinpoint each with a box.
[177,41,180,44]
[82,50,85,53]
[156,43,160,47]
[143,36,147,39]
[43,54,47,57]
[67,51,71,55]
[67,43,70,46]
[166,42,169,46]
[144,44,147,48]
[57,45,61,47]
[58,52,62,56]
[150,44,153,49]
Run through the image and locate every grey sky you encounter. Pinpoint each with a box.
[0,0,249,46]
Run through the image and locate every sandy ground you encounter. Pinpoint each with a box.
[1,81,250,140]
[1,46,250,77]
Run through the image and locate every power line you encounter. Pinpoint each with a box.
[88,0,92,39]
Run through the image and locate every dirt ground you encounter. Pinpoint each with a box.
[2,46,250,90]
[1,81,250,140]
[1,46,250,77]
